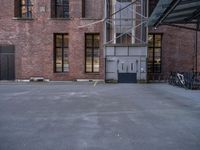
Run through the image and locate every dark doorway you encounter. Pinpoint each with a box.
[0,45,15,80]
[118,73,137,83]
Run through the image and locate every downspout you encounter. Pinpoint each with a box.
[104,0,107,81]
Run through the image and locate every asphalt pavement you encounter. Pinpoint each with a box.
[0,82,200,150]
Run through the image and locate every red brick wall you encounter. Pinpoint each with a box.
[0,0,104,81]
[149,25,200,77]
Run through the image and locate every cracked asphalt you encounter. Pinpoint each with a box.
[0,82,200,150]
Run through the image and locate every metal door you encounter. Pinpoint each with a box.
[0,45,15,80]
[117,60,137,83]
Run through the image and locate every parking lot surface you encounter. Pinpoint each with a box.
[0,82,200,150]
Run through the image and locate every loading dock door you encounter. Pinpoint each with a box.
[0,45,15,80]
[118,73,137,83]
[117,61,137,83]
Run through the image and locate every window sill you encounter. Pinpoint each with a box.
[85,72,100,75]
[81,18,102,20]
[48,18,71,20]
[105,43,148,47]
[12,17,34,20]
[54,72,69,74]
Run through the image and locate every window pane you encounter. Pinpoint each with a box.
[56,48,62,57]
[93,48,100,72]
[56,6,64,18]
[148,48,153,59]
[86,48,92,57]
[56,0,63,5]
[148,63,153,73]
[21,6,27,17]
[56,35,62,47]
[64,58,69,72]
[148,54,153,60]
[86,39,93,47]
[93,57,99,72]
[154,64,161,73]
[155,35,161,47]
[27,7,33,17]
[56,0,69,18]
[21,0,26,5]
[155,48,161,62]
[64,48,68,57]
[86,35,92,40]
[93,48,99,57]
[155,53,160,58]
[94,35,100,47]
[148,35,153,47]
[63,5,69,18]
[63,35,69,47]
[155,48,160,53]
[64,48,69,72]
[27,0,33,5]
[56,47,62,72]
[86,35,93,47]
[154,58,160,64]
[86,57,92,72]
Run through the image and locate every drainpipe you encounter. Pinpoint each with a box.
[104,0,107,81]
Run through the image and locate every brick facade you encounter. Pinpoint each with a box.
[0,0,104,81]
[148,0,200,80]
[149,26,200,79]
[1,0,199,81]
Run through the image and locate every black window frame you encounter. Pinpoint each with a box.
[19,0,33,18]
[85,33,100,73]
[52,0,69,18]
[54,33,69,73]
[148,33,162,73]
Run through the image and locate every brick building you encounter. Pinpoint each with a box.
[148,0,200,81]
[0,0,199,82]
[0,0,104,81]
[0,0,148,82]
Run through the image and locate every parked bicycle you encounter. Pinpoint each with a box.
[168,72,200,90]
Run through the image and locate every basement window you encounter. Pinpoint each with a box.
[14,0,33,19]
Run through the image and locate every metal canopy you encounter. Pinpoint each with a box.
[148,0,200,31]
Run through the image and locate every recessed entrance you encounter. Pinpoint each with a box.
[118,73,137,83]
[0,45,15,80]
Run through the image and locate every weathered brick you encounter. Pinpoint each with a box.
[149,25,200,78]
[0,0,104,81]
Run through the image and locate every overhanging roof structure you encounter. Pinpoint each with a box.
[148,0,200,31]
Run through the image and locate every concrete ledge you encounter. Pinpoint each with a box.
[76,79,104,82]
[30,77,44,82]
[15,78,50,82]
